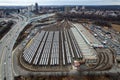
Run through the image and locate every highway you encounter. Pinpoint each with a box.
[0,13,55,80]
[0,14,28,80]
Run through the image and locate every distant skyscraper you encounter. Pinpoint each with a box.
[65,6,70,13]
[0,10,4,17]
[76,6,78,10]
[82,6,85,10]
[28,5,34,12]
[35,3,39,13]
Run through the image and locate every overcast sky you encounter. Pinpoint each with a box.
[0,0,120,6]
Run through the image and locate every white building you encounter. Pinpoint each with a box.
[71,27,97,64]
[81,6,85,10]
[28,5,35,11]
[72,23,103,48]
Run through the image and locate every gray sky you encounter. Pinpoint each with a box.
[0,0,120,6]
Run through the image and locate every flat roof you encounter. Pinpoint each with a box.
[73,23,103,47]
[71,27,97,59]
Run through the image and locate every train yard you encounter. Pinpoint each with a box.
[14,19,114,73]
[1,6,120,80]
[19,21,84,71]
[90,48,113,71]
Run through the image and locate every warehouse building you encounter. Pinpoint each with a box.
[72,23,103,48]
[71,27,97,64]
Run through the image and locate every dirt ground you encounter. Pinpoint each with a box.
[15,75,110,80]
[111,24,120,32]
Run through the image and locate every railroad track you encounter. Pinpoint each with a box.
[89,51,111,71]
[19,20,84,71]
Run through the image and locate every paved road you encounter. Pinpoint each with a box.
[0,13,55,80]
[0,14,27,80]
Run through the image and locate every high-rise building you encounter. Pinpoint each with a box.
[82,6,85,10]
[64,6,70,13]
[76,6,79,10]
[0,10,4,17]
[28,5,35,11]
[35,3,39,13]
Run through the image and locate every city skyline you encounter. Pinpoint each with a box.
[0,0,120,6]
